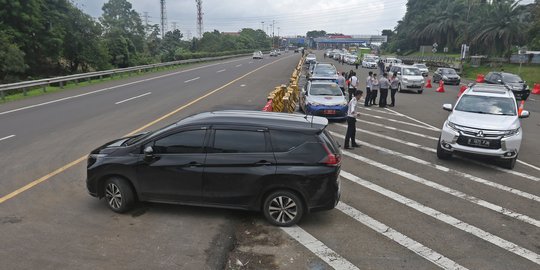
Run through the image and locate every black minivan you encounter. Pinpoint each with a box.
[86,110,341,226]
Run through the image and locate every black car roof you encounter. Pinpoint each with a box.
[176,110,328,132]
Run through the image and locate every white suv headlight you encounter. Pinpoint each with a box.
[504,128,520,137]
[446,121,460,132]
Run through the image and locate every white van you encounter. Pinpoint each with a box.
[388,64,425,94]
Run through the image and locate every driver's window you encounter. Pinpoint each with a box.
[153,130,206,154]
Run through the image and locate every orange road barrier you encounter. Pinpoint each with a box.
[518,100,525,116]
[532,83,540,95]
[458,85,467,97]
[262,99,273,112]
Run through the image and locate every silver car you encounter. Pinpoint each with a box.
[389,65,425,94]
[438,84,530,169]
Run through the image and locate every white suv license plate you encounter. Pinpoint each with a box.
[468,138,490,147]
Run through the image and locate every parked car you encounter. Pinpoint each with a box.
[484,72,531,100]
[438,84,529,169]
[389,65,425,94]
[269,50,278,57]
[433,68,460,85]
[252,51,263,59]
[86,110,342,226]
[306,53,317,64]
[383,57,403,70]
[345,54,358,65]
[413,63,429,77]
[299,80,348,120]
[309,63,338,82]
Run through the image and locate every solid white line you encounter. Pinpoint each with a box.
[334,123,540,182]
[340,149,540,228]
[281,226,359,270]
[0,58,249,116]
[114,92,151,105]
[358,112,440,131]
[517,160,540,172]
[0,135,15,142]
[336,202,469,270]
[356,119,438,140]
[235,64,242,67]
[330,131,540,203]
[358,106,400,116]
[340,171,540,265]
[217,69,226,73]
[385,108,441,131]
[184,77,200,83]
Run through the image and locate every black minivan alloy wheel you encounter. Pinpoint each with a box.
[263,191,304,226]
[104,177,135,213]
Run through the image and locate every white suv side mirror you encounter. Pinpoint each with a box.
[443,104,453,111]
[519,110,530,118]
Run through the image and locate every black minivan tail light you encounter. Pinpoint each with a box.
[320,143,341,166]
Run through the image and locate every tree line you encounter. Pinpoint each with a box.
[0,0,271,83]
[384,0,539,56]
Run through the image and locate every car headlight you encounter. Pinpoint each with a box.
[443,76,448,80]
[89,153,108,159]
[340,100,348,106]
[402,78,409,83]
[456,76,461,80]
[307,101,321,106]
[446,121,460,132]
[504,128,520,137]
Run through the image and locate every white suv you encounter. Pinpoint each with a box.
[437,84,530,169]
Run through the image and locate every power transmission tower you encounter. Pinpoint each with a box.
[160,0,168,37]
[143,12,150,26]
[171,22,177,31]
[196,0,203,38]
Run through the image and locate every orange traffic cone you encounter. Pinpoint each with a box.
[518,100,525,116]
[532,83,540,95]
[458,85,467,97]
[436,80,445,93]
[425,79,432,88]
[476,74,485,83]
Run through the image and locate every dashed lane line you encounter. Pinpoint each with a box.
[217,69,226,73]
[356,118,438,140]
[184,77,200,83]
[339,147,540,228]
[115,92,151,105]
[385,108,441,131]
[358,111,440,132]
[337,202,469,270]
[0,135,15,142]
[281,226,359,270]
[330,131,540,203]
[340,171,540,265]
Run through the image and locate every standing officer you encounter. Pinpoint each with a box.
[344,90,363,149]
[389,73,399,107]
[378,73,390,108]
[364,71,373,107]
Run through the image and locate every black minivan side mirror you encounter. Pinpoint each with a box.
[144,146,154,156]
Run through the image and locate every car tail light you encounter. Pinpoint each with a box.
[320,143,341,166]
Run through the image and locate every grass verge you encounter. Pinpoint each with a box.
[461,63,540,87]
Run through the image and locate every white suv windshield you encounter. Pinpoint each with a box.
[455,95,516,116]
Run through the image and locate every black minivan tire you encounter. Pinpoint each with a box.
[263,190,304,227]
[104,177,135,213]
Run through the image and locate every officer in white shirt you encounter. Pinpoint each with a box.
[344,90,363,149]
[347,72,358,101]
[364,71,373,107]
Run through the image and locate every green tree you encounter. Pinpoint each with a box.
[0,30,27,82]
[416,0,465,51]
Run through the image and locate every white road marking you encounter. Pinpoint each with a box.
[0,58,249,116]
[356,119,438,140]
[249,61,254,64]
[340,171,540,265]
[330,131,540,203]
[0,135,15,142]
[358,112,440,131]
[184,77,200,83]
[340,149,540,227]
[517,160,540,172]
[337,202,469,270]
[358,106,400,116]
[529,98,536,101]
[235,64,242,67]
[114,92,151,105]
[240,84,246,87]
[217,69,226,73]
[334,123,540,182]
[385,108,441,131]
[281,226,359,270]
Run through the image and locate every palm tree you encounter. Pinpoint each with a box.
[417,0,465,51]
[468,1,528,56]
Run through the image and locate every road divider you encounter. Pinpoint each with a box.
[262,56,304,113]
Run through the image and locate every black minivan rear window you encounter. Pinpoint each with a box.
[269,130,318,152]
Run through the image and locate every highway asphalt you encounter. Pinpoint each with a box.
[1,50,539,269]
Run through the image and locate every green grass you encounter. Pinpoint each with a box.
[404,51,461,58]
[461,63,540,88]
[0,63,197,104]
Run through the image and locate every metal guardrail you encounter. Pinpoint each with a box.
[0,53,251,100]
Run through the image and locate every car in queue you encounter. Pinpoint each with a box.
[484,72,531,100]
[86,110,342,227]
[299,80,348,120]
[433,68,461,85]
[362,56,378,69]
[308,62,338,82]
[413,63,429,77]
[269,50,278,57]
[437,84,529,169]
[389,65,425,94]
[252,51,263,59]
[306,53,317,65]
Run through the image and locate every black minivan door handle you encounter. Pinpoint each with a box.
[186,161,203,167]
[254,160,272,166]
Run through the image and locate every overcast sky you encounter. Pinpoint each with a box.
[73,0,535,38]
[73,0,411,37]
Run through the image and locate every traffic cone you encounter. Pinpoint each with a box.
[436,80,445,93]
[532,83,540,95]
[517,100,525,116]
[476,74,485,83]
[458,85,467,97]
[425,79,432,88]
